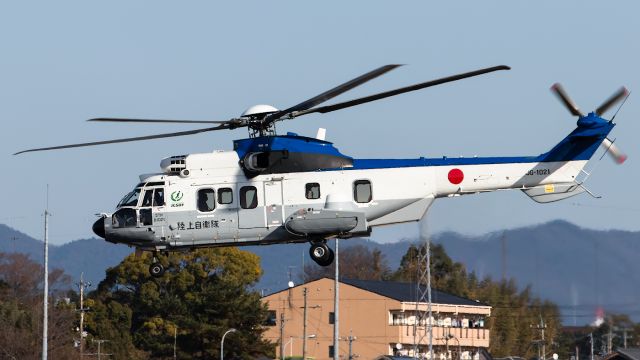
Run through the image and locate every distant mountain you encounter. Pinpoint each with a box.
[1,220,638,324]
[0,224,133,286]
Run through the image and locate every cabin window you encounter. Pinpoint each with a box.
[353,180,372,203]
[197,189,216,212]
[240,186,258,209]
[154,188,165,206]
[305,183,320,199]
[218,188,233,205]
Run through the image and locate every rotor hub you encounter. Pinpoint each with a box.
[241,104,279,118]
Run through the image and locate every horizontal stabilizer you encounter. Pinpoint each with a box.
[521,182,586,203]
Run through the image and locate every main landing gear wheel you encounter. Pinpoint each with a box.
[149,262,165,277]
[149,253,165,277]
[309,242,335,267]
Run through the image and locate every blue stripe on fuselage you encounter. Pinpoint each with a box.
[343,113,614,170]
[348,155,541,170]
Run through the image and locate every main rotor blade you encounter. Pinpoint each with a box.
[263,64,402,125]
[550,83,584,117]
[595,87,629,117]
[290,65,511,117]
[89,117,231,124]
[14,123,237,155]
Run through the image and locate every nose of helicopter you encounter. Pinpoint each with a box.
[92,216,106,239]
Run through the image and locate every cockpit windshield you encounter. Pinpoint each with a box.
[117,188,141,208]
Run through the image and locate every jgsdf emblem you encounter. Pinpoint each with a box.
[170,191,184,202]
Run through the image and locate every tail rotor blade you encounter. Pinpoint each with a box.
[551,83,584,117]
[601,138,627,164]
[595,87,629,117]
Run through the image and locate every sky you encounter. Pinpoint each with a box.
[1,1,639,245]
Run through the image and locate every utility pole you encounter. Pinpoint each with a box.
[302,287,308,360]
[280,312,285,360]
[91,339,110,360]
[42,186,50,360]
[334,239,340,360]
[589,333,594,360]
[607,317,613,354]
[11,235,18,253]
[173,325,177,360]
[531,317,547,360]
[623,328,629,349]
[347,329,356,360]
[76,273,91,359]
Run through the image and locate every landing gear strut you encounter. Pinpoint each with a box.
[148,253,165,277]
[309,241,335,267]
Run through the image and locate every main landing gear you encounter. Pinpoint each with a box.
[148,252,165,278]
[309,241,335,267]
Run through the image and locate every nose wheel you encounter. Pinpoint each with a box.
[148,253,166,277]
[309,242,335,267]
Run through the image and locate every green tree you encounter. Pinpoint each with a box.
[391,243,469,296]
[87,248,274,359]
[392,243,562,358]
[304,244,391,281]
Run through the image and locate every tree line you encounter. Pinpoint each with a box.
[1,242,640,359]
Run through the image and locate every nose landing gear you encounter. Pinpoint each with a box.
[309,241,335,267]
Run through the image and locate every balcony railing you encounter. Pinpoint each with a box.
[394,325,490,347]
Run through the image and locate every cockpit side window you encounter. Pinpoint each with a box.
[112,208,137,228]
[197,188,216,212]
[153,188,165,206]
[141,190,153,207]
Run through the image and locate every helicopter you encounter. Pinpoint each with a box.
[15,64,628,277]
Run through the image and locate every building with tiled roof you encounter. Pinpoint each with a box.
[262,277,491,360]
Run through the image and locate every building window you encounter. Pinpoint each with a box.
[305,183,320,199]
[353,180,372,203]
[329,312,335,324]
[218,188,233,205]
[240,186,258,209]
[197,189,215,212]
[391,312,406,325]
[265,310,277,326]
[329,345,334,358]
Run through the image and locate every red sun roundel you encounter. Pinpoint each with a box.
[448,168,464,185]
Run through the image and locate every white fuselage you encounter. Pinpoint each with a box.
[101,149,587,251]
